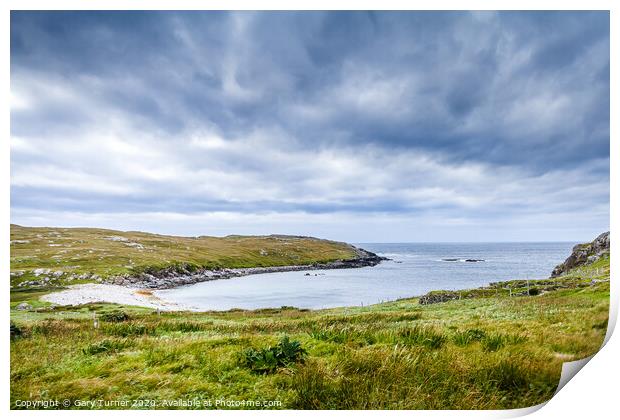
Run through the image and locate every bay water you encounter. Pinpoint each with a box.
[154,242,573,311]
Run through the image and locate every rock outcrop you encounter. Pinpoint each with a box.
[418,292,460,305]
[551,231,610,277]
[15,302,32,311]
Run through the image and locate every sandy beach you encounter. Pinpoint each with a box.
[41,283,196,311]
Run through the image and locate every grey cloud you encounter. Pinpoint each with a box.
[10,11,609,241]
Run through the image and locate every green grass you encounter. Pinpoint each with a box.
[10,228,611,409]
[10,278,609,409]
[82,339,133,356]
[418,256,610,305]
[10,225,359,287]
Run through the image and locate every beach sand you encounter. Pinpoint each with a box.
[41,283,195,311]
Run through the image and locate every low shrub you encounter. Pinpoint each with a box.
[10,322,23,339]
[99,311,131,322]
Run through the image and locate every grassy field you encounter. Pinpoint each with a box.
[10,225,358,288]
[10,256,609,410]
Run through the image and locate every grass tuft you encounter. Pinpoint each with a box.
[397,326,446,349]
[101,322,155,337]
[481,333,506,352]
[82,339,131,355]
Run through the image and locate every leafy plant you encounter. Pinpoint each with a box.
[241,336,307,373]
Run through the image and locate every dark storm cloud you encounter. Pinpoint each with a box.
[11,11,610,163]
[10,11,609,241]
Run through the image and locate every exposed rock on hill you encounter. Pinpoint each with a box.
[551,231,610,277]
[418,291,460,305]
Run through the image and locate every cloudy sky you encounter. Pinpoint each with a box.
[10,11,609,242]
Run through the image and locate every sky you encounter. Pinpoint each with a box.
[10,11,610,243]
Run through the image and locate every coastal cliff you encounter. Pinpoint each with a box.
[551,231,610,277]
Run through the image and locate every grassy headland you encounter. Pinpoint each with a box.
[10,225,361,288]
[10,233,610,410]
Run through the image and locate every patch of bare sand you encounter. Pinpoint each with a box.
[41,283,196,311]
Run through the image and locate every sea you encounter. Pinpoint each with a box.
[154,242,574,311]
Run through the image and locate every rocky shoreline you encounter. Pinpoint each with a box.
[551,231,609,277]
[105,247,388,289]
[419,231,610,305]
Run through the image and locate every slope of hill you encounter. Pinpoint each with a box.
[10,225,382,289]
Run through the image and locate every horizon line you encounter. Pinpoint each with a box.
[10,223,603,245]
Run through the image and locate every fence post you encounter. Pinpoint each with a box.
[527,279,530,295]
